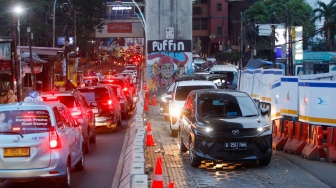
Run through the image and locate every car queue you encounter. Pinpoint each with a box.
[0,62,140,187]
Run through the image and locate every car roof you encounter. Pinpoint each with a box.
[0,101,64,110]
[196,74,227,79]
[210,65,237,72]
[40,91,76,96]
[176,80,216,86]
[192,89,248,97]
[175,75,205,82]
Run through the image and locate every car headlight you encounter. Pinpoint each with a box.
[196,126,213,133]
[161,96,167,103]
[257,125,270,132]
[171,107,181,117]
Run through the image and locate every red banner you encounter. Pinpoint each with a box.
[0,60,12,72]
[107,22,132,33]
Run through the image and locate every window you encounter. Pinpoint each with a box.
[192,18,208,30]
[193,7,202,15]
[217,3,222,11]
[217,27,223,35]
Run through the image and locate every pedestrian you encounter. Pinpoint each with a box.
[2,89,17,104]
[65,79,76,91]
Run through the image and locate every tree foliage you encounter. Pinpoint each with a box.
[0,0,106,56]
[243,0,315,57]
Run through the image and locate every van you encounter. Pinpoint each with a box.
[208,65,238,90]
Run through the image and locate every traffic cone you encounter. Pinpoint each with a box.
[146,121,156,146]
[144,97,149,112]
[152,94,157,106]
[152,156,163,188]
[168,180,174,188]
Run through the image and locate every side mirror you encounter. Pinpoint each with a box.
[260,108,269,116]
[180,109,191,118]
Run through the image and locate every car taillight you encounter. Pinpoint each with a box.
[123,88,128,92]
[49,127,61,149]
[108,100,112,105]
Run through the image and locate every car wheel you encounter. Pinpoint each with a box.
[75,148,85,171]
[60,161,71,188]
[180,137,187,152]
[89,129,96,144]
[258,156,272,166]
[189,139,201,167]
[84,138,90,154]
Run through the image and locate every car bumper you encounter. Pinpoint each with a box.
[0,155,67,180]
[193,133,272,163]
[95,116,116,128]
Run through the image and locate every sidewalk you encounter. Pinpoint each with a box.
[144,105,336,188]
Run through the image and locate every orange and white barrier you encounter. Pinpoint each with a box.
[272,119,288,150]
[283,121,308,155]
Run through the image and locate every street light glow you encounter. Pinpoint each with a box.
[14,5,23,14]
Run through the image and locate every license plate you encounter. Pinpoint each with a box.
[92,109,98,113]
[4,147,30,157]
[224,142,247,150]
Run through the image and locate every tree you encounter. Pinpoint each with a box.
[243,0,315,56]
[0,0,105,56]
[312,0,336,51]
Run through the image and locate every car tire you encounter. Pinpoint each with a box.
[258,156,272,166]
[75,148,85,171]
[60,161,71,188]
[189,139,201,167]
[89,129,96,144]
[117,117,122,126]
[84,138,90,154]
[180,137,187,152]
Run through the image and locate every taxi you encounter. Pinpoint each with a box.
[0,91,85,187]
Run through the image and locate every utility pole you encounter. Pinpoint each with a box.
[271,12,276,68]
[238,12,243,91]
[288,10,293,75]
[28,13,36,91]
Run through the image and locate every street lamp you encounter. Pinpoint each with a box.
[14,5,23,46]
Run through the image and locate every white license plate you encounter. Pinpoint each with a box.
[224,142,247,150]
[92,109,98,113]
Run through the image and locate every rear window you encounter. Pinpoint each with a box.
[175,85,215,101]
[78,88,110,102]
[42,96,76,108]
[0,110,51,134]
[100,80,126,88]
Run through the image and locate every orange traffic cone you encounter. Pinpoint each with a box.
[152,156,163,188]
[146,121,156,146]
[152,94,157,106]
[168,180,174,188]
[144,97,149,112]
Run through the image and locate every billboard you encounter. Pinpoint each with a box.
[57,37,74,46]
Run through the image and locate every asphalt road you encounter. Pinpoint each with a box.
[0,118,131,188]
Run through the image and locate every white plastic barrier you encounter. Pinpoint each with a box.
[279,76,299,117]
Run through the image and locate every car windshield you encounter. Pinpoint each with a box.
[197,94,258,117]
[0,110,51,134]
[175,85,214,101]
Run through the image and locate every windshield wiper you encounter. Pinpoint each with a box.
[0,131,24,138]
[243,114,258,117]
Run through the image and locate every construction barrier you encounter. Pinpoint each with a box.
[301,125,327,160]
[283,121,308,155]
[272,119,288,150]
[322,126,336,162]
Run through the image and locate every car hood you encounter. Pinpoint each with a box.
[196,115,268,129]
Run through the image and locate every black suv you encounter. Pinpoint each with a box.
[40,90,96,154]
[179,89,271,167]
[77,85,121,132]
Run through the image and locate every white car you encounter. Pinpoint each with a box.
[167,80,217,137]
[0,98,85,187]
[122,70,137,83]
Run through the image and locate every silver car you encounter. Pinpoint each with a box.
[0,101,85,188]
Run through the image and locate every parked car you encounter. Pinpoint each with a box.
[40,90,96,153]
[208,65,239,90]
[99,83,133,119]
[77,85,121,132]
[159,75,205,121]
[80,76,100,87]
[196,74,229,89]
[179,89,272,167]
[0,100,85,187]
[166,80,217,137]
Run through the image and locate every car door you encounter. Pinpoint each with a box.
[57,106,81,162]
[180,93,194,142]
